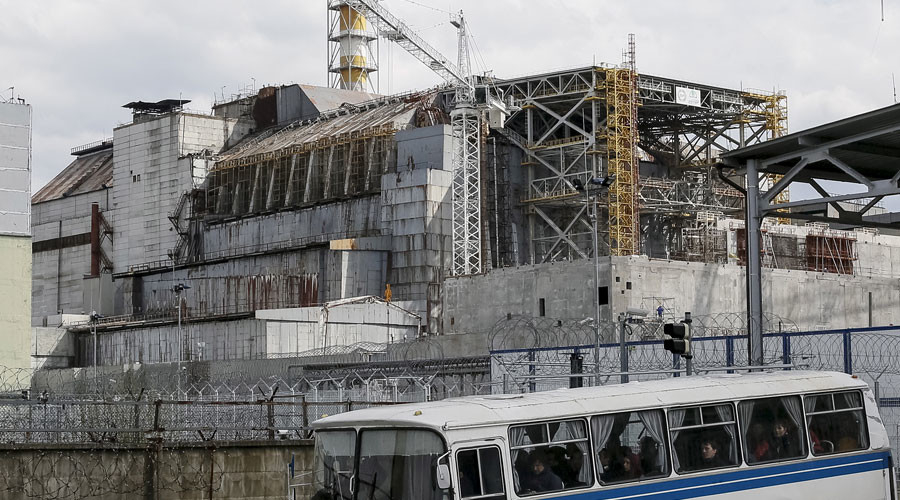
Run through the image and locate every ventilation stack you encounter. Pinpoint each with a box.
[328,1,378,92]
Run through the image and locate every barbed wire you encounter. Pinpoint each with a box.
[4,321,900,496]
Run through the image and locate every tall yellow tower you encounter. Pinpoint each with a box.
[328,1,378,92]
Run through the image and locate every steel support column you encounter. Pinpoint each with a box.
[745,158,764,366]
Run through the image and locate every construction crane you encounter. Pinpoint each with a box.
[328,0,507,276]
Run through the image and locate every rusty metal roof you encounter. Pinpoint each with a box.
[298,84,378,113]
[215,90,439,169]
[32,147,113,204]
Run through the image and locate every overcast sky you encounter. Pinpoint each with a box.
[2,0,898,196]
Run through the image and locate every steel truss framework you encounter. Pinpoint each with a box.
[492,66,780,264]
[451,105,482,275]
[722,103,900,366]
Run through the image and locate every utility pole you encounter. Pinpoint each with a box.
[574,175,616,382]
[90,311,103,396]
[173,283,191,397]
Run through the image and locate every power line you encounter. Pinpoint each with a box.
[397,0,455,16]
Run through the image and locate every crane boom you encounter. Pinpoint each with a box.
[348,0,470,88]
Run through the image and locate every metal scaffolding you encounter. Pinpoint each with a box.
[492,66,779,264]
[604,66,640,255]
[744,89,790,222]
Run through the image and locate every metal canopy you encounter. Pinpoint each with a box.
[722,102,900,367]
[723,103,900,226]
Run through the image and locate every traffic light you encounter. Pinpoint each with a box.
[663,322,692,358]
[570,353,584,388]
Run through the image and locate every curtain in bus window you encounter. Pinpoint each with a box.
[714,405,738,464]
[637,410,668,475]
[509,427,527,492]
[738,400,756,462]
[782,396,803,432]
[668,409,687,472]
[552,421,591,485]
[591,414,616,475]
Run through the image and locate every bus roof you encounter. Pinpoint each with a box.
[311,371,867,433]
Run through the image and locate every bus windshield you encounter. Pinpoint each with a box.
[313,430,356,500]
[357,429,447,500]
[313,428,448,500]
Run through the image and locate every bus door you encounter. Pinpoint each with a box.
[453,443,508,500]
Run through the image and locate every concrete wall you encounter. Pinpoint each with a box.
[383,125,452,332]
[0,237,31,374]
[258,302,421,355]
[0,102,32,375]
[0,441,314,500]
[443,258,612,335]
[31,189,110,324]
[111,113,245,271]
[443,256,900,336]
[90,318,267,365]
[32,326,75,369]
[615,255,900,329]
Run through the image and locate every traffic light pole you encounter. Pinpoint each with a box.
[619,316,628,384]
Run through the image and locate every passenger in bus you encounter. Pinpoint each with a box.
[514,449,532,488]
[697,438,728,469]
[836,415,861,451]
[769,418,801,459]
[547,446,568,479]
[559,443,587,487]
[622,445,643,477]
[639,436,662,476]
[597,448,610,476]
[749,422,772,461]
[618,454,640,480]
[809,427,825,454]
[523,450,563,493]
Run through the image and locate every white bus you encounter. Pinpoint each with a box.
[310,371,896,500]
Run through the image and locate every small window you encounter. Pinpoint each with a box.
[457,447,506,499]
[592,409,669,485]
[739,396,806,465]
[509,419,592,495]
[539,298,546,317]
[669,403,739,473]
[805,390,868,456]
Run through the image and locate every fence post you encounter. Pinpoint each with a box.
[301,394,309,439]
[267,402,275,440]
[843,331,853,374]
[782,334,791,370]
[726,337,734,374]
[528,350,536,393]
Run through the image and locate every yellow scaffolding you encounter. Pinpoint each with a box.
[603,67,640,255]
[744,90,789,223]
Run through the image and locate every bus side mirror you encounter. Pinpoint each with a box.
[436,463,451,490]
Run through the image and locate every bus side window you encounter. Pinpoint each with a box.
[669,403,740,473]
[739,395,807,465]
[805,391,868,456]
[456,447,506,499]
[591,409,670,485]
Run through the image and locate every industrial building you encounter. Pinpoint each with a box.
[29,2,900,371]
[0,97,33,377]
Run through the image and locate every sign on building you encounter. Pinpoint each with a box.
[675,86,702,107]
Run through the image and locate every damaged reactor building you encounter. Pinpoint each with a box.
[29,2,900,372]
